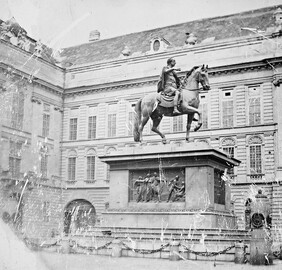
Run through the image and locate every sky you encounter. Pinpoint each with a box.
[0,0,282,49]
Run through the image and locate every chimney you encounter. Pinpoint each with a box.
[89,30,100,42]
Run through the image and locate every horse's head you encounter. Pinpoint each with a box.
[196,64,210,91]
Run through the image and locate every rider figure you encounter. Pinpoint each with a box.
[160,58,181,114]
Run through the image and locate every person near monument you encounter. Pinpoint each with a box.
[158,58,182,114]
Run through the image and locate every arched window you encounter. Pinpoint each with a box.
[153,40,160,51]
[149,37,170,53]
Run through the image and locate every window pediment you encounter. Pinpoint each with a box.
[149,36,170,53]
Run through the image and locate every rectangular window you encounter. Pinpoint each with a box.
[11,92,24,130]
[222,146,235,175]
[250,145,262,174]
[9,141,22,178]
[88,116,97,139]
[249,97,261,125]
[199,102,208,129]
[42,114,50,137]
[43,201,50,222]
[108,114,116,137]
[69,118,77,140]
[173,115,183,132]
[87,156,95,181]
[128,112,135,136]
[222,100,233,128]
[9,157,21,178]
[40,155,48,178]
[68,157,76,181]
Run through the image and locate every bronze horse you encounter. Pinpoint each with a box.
[133,65,210,144]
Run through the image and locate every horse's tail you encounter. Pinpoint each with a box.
[133,99,142,142]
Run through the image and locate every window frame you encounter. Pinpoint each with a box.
[68,156,77,181]
[247,135,264,181]
[247,85,262,126]
[69,118,78,140]
[86,155,96,182]
[9,140,22,178]
[42,113,50,138]
[221,89,234,128]
[108,113,117,138]
[88,115,97,139]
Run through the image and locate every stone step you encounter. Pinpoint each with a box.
[86,227,250,238]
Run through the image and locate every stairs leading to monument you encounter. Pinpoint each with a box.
[82,226,251,243]
[68,226,251,262]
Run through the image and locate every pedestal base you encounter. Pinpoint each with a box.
[102,208,236,230]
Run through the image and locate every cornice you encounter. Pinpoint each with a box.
[0,62,64,97]
[31,92,63,108]
[63,57,282,98]
[0,39,65,71]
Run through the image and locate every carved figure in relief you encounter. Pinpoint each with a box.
[150,172,164,202]
[167,175,180,202]
[173,181,185,201]
[134,176,146,202]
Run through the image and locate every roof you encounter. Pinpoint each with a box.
[60,5,281,67]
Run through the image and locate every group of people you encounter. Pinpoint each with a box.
[134,172,163,202]
[134,173,185,203]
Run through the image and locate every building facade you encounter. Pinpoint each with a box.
[1,6,282,239]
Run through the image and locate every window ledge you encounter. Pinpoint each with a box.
[84,180,96,184]
[66,180,76,184]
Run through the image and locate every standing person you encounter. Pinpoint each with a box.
[159,58,182,114]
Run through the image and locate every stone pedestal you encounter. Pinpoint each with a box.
[169,241,180,261]
[249,230,273,265]
[100,143,240,230]
[111,239,122,257]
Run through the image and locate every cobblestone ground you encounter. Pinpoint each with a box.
[39,252,282,270]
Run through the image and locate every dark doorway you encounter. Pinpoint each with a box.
[63,199,96,235]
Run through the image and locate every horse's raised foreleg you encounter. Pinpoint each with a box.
[151,115,166,144]
[182,105,202,132]
[186,113,194,142]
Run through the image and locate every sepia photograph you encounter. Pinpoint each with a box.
[0,0,282,269]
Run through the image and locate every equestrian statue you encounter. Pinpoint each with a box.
[133,58,210,144]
